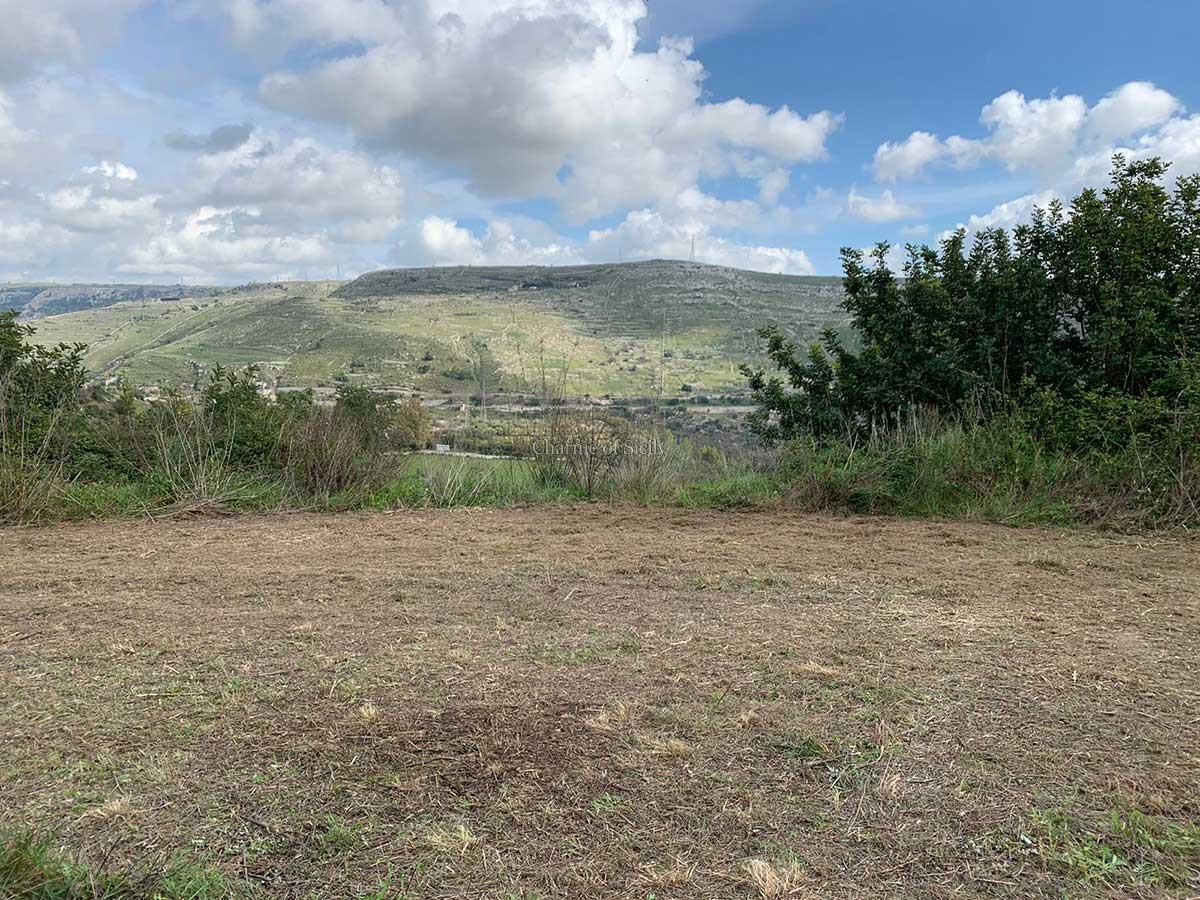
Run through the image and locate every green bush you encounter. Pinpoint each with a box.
[774,408,1198,528]
[202,366,281,468]
[740,156,1200,529]
[0,311,87,523]
[744,156,1200,453]
[393,397,433,450]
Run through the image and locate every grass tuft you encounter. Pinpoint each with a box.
[422,821,480,856]
[743,858,804,899]
[0,830,238,899]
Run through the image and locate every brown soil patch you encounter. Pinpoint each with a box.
[1,506,1198,897]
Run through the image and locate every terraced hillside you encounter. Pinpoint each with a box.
[0,283,219,318]
[29,261,848,398]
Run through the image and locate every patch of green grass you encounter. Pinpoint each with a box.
[353,865,427,900]
[317,815,366,857]
[690,569,789,593]
[217,676,252,706]
[366,475,428,509]
[770,735,830,763]
[59,479,164,519]
[415,458,575,508]
[1022,808,1200,887]
[0,830,241,898]
[767,732,887,789]
[590,793,623,816]
[776,413,1188,528]
[56,473,286,522]
[848,684,924,707]
[534,633,642,667]
[678,473,779,509]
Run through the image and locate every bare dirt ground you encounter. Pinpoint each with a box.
[1,506,1198,898]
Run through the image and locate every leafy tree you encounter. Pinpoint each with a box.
[744,156,1200,446]
[0,312,89,520]
[334,384,394,449]
[392,398,432,450]
[742,328,843,444]
[201,365,279,468]
[0,311,88,458]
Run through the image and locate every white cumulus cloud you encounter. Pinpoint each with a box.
[183,132,408,242]
[847,187,918,222]
[121,206,334,280]
[872,81,1189,182]
[937,190,1060,245]
[872,131,944,182]
[1088,81,1182,142]
[401,185,816,275]
[208,1,840,221]
[412,216,583,267]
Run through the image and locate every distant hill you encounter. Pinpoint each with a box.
[1,284,221,319]
[28,261,848,399]
[336,259,845,337]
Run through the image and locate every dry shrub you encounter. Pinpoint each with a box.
[543,410,626,496]
[0,454,63,525]
[608,428,692,503]
[420,458,495,507]
[0,326,85,523]
[278,407,389,497]
[422,821,479,855]
[145,399,239,503]
[526,409,681,499]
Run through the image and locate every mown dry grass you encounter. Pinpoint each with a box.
[1,506,1198,897]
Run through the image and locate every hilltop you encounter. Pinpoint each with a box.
[27,261,848,398]
[337,259,844,340]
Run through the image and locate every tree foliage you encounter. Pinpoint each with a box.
[0,311,88,458]
[744,156,1200,446]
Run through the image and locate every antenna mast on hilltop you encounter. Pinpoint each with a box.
[690,234,696,263]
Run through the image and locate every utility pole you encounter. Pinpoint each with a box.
[658,309,666,409]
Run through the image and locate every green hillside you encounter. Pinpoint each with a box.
[1,283,219,318]
[29,261,848,399]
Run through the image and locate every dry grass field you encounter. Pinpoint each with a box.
[1,507,1198,898]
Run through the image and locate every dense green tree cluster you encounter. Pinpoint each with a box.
[745,157,1200,448]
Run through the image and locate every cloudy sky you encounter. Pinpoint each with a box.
[1,0,1197,283]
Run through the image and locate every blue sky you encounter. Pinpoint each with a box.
[678,0,1200,269]
[1,0,1197,282]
